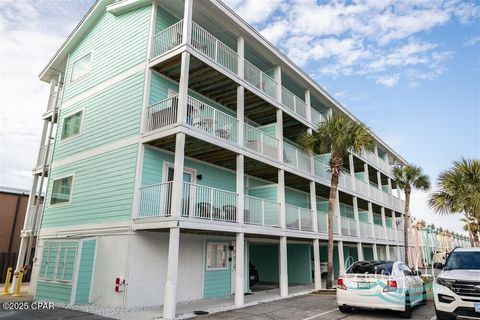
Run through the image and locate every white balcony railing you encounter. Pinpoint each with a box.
[317,211,339,234]
[244,60,276,99]
[244,124,279,159]
[285,205,314,231]
[393,196,404,212]
[387,227,397,241]
[152,20,183,58]
[359,221,374,238]
[310,108,323,126]
[181,182,238,223]
[244,195,280,227]
[191,22,238,74]
[340,216,358,237]
[281,86,307,120]
[139,182,173,218]
[383,192,393,206]
[378,157,392,174]
[186,96,238,143]
[25,204,43,230]
[355,179,369,197]
[374,224,386,240]
[338,172,354,192]
[370,186,383,203]
[46,88,62,113]
[37,145,52,168]
[283,141,311,173]
[145,95,179,132]
[314,158,331,182]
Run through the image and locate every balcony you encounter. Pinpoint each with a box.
[285,205,314,231]
[317,211,339,234]
[359,221,374,239]
[338,172,354,192]
[370,186,383,203]
[387,227,397,242]
[244,195,280,227]
[283,141,311,174]
[355,179,369,197]
[382,191,393,206]
[45,88,62,115]
[393,196,404,212]
[145,95,238,144]
[36,145,53,169]
[24,204,43,231]
[374,224,386,240]
[244,123,279,159]
[151,20,318,125]
[340,216,358,237]
[314,157,331,183]
[310,108,323,126]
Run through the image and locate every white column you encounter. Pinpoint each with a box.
[146,1,158,59]
[163,227,180,320]
[353,197,361,237]
[237,36,244,78]
[237,85,244,145]
[176,52,190,124]
[313,239,321,290]
[338,241,345,275]
[396,245,401,260]
[235,232,245,306]
[274,65,282,103]
[377,171,383,202]
[349,154,356,192]
[279,236,288,297]
[236,155,244,224]
[386,244,391,260]
[11,238,28,293]
[381,207,388,240]
[310,181,318,231]
[368,202,375,240]
[276,109,283,161]
[387,177,393,194]
[170,133,186,217]
[278,169,286,229]
[357,242,364,261]
[364,162,371,197]
[305,89,311,123]
[372,243,378,260]
[336,191,342,236]
[182,0,193,45]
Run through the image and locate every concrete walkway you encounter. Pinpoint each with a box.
[115,285,315,320]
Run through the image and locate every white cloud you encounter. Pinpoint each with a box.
[222,0,283,24]
[375,74,400,87]
[464,35,480,46]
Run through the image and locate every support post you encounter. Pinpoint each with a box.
[373,243,379,260]
[170,133,186,217]
[278,169,286,229]
[235,232,245,306]
[276,109,283,161]
[181,0,193,46]
[357,242,364,261]
[236,155,244,224]
[163,227,180,320]
[274,66,282,103]
[279,236,288,297]
[313,239,321,290]
[338,241,345,275]
[237,36,244,78]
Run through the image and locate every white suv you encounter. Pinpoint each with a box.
[433,247,480,319]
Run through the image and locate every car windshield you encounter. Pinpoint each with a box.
[347,261,393,275]
[444,251,480,270]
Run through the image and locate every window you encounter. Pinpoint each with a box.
[71,53,92,82]
[61,111,82,139]
[50,176,73,205]
[206,243,228,270]
[347,261,393,275]
[40,241,78,282]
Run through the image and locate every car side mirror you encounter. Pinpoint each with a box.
[433,262,444,269]
[413,270,422,276]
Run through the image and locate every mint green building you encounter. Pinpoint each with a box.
[15,0,435,319]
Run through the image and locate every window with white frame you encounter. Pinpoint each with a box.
[61,111,83,140]
[206,243,228,270]
[50,176,73,205]
[71,53,92,82]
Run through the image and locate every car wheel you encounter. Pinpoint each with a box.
[399,293,412,319]
[338,305,353,313]
[421,285,427,305]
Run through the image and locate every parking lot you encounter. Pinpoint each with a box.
[194,294,435,320]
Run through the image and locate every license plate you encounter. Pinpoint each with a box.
[357,282,370,289]
[250,276,255,280]
[475,303,480,313]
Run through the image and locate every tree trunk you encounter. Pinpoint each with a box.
[326,172,339,289]
[404,189,411,266]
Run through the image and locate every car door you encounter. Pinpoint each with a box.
[399,263,422,304]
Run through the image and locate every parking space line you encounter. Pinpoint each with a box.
[300,308,339,320]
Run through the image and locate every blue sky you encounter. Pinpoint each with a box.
[0,0,478,233]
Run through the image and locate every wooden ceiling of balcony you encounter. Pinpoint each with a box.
[153,56,308,136]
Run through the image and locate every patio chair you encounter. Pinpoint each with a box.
[196,202,211,219]
[222,205,237,221]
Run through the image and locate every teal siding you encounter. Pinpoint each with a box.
[339,203,354,219]
[247,186,277,201]
[285,188,310,208]
[249,244,279,283]
[259,124,276,136]
[54,73,144,160]
[343,245,359,269]
[156,6,179,34]
[43,144,137,227]
[75,239,96,304]
[62,6,151,101]
[203,240,231,299]
[287,244,312,284]
[320,244,340,279]
[363,245,374,260]
[36,281,72,304]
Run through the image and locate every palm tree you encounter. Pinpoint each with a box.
[429,158,480,247]
[461,215,480,246]
[299,115,375,289]
[393,165,430,266]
